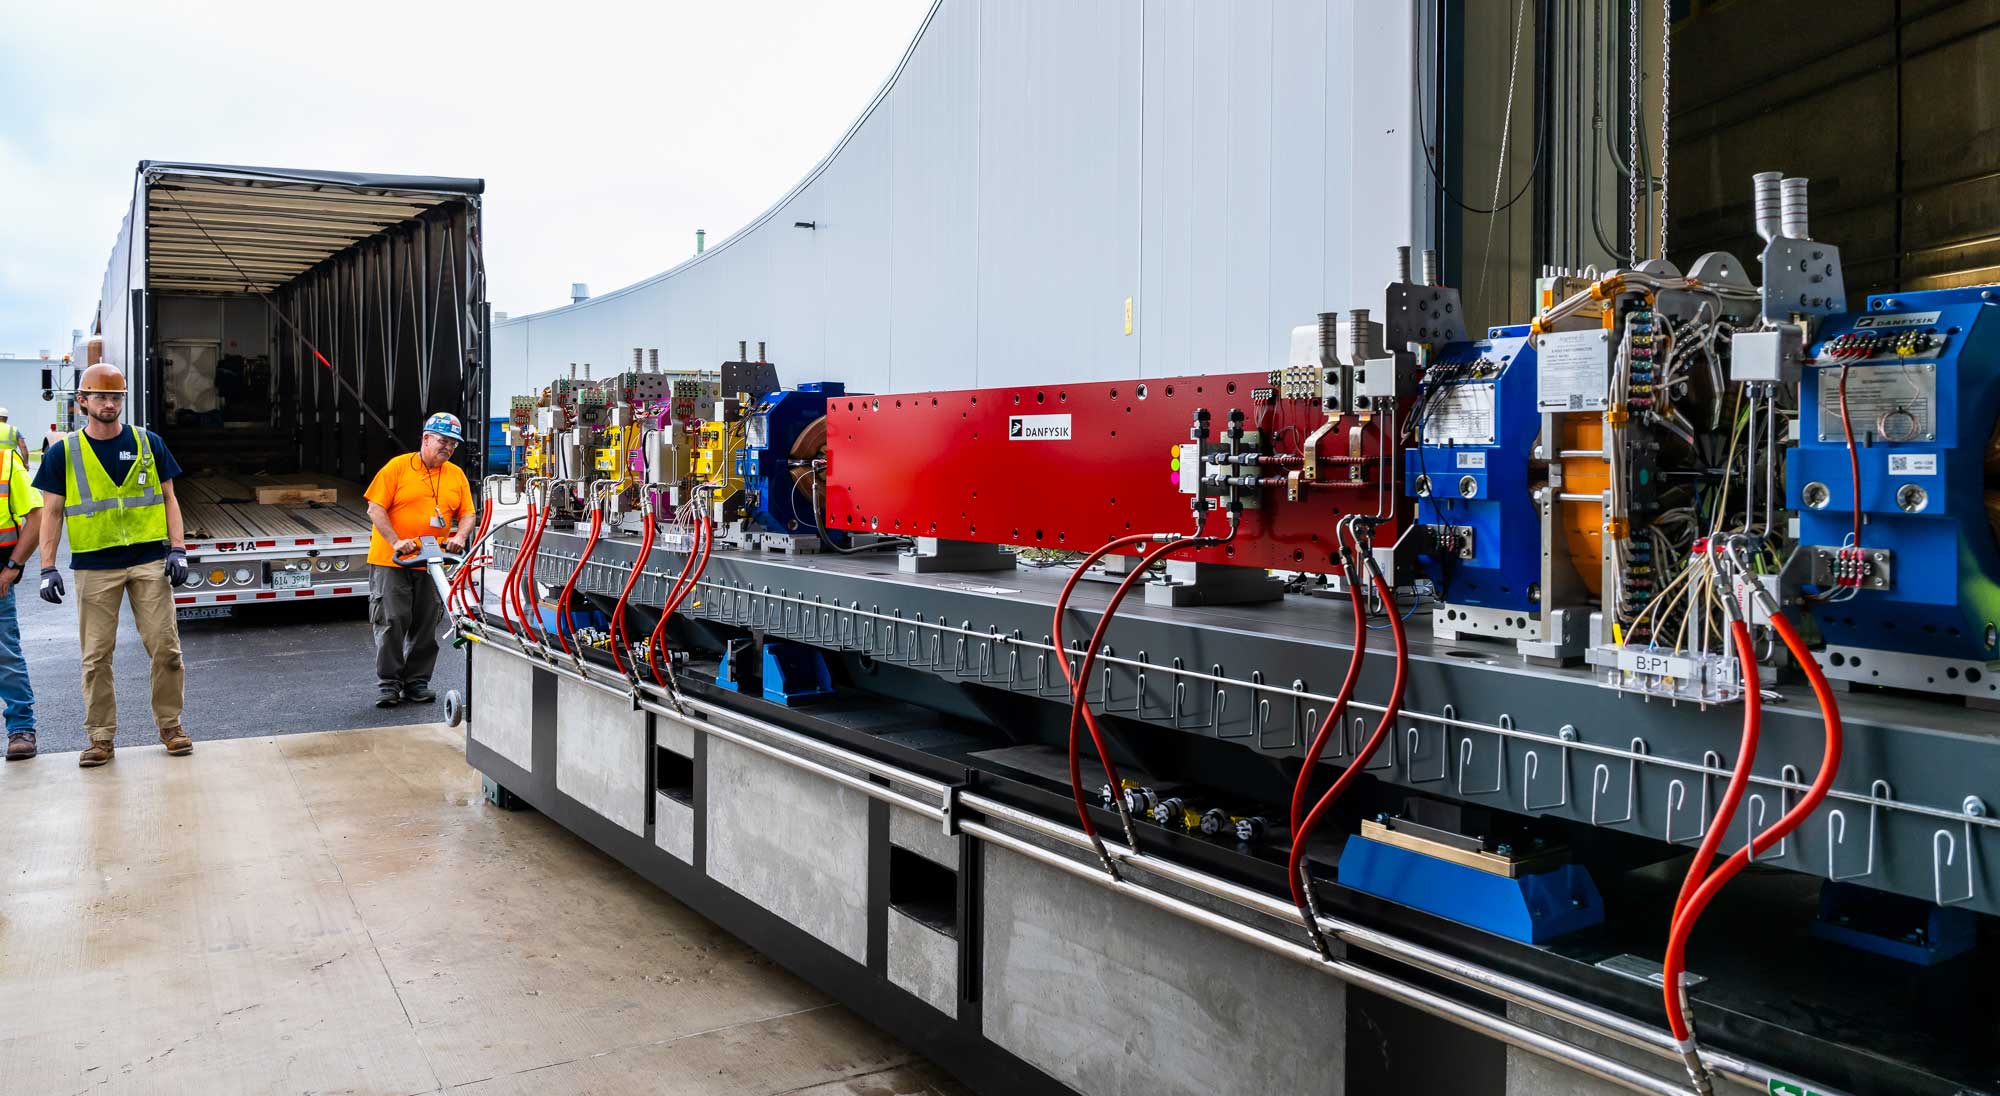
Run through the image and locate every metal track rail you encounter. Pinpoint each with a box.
[460,627,1846,1096]
[528,548,1997,831]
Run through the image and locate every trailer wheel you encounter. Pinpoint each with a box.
[444,689,465,728]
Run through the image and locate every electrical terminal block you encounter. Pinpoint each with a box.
[1599,646,1745,705]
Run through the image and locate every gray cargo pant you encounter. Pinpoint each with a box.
[369,564,444,691]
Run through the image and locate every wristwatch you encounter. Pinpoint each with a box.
[2,560,23,573]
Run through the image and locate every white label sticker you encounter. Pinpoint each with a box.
[1851,311,1941,330]
[1425,382,1497,445]
[1888,452,1938,476]
[1456,451,1487,469]
[1617,648,1697,681]
[1007,414,1072,441]
[1536,330,1610,412]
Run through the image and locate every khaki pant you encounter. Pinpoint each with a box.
[77,562,185,744]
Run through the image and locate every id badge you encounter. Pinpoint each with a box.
[430,515,446,529]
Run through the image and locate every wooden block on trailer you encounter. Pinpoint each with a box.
[254,485,339,506]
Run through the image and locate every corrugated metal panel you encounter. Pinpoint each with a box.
[888,0,980,385]
[493,0,1427,410]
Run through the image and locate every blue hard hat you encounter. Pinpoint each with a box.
[423,412,464,442]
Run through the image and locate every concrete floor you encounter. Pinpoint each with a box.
[0,724,965,1096]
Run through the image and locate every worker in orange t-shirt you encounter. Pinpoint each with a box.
[363,413,476,708]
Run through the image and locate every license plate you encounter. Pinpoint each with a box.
[272,570,312,591]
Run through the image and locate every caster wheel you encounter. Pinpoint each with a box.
[444,688,465,728]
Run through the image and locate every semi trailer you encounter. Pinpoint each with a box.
[83,161,487,610]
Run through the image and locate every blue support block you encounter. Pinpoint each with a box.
[1336,834,1605,944]
[1810,881,1977,966]
[535,606,606,637]
[716,640,747,693]
[761,641,834,706]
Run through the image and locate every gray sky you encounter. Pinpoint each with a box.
[0,0,933,356]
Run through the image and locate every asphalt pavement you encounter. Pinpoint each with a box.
[14,545,464,755]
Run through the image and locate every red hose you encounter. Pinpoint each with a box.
[1661,611,1841,1044]
[513,500,558,648]
[1669,621,1762,923]
[553,504,606,654]
[499,499,541,638]
[608,506,657,676]
[1050,533,1158,833]
[1288,523,1371,842]
[1057,534,1214,844]
[648,512,712,687]
[449,499,496,616]
[1287,526,1407,912]
[1837,359,1862,549]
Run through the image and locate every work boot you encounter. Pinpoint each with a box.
[402,683,437,703]
[78,741,114,768]
[5,732,34,760]
[376,686,402,708]
[160,726,193,756]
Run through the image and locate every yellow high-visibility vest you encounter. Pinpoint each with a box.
[0,451,19,550]
[61,430,166,553]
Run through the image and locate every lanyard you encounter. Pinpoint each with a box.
[411,454,448,526]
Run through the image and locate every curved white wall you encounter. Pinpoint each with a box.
[493,0,1428,409]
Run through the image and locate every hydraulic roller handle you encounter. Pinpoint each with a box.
[394,535,464,604]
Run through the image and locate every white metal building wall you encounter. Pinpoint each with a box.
[492,0,1428,408]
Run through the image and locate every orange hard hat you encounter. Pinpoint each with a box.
[79,363,127,393]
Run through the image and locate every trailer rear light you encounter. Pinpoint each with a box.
[333,559,352,572]
[232,567,254,586]
[314,559,333,573]
[183,572,203,589]
[208,569,228,585]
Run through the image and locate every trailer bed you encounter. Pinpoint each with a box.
[180,472,374,543]
[175,472,374,608]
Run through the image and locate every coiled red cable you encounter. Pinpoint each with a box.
[1056,530,1222,847]
[1287,525,1407,913]
[1662,611,1841,1047]
[1050,533,1157,837]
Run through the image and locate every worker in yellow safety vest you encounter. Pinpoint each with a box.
[0,443,45,760]
[0,409,29,465]
[34,363,195,767]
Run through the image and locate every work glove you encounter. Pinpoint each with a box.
[165,547,189,587]
[38,567,63,605]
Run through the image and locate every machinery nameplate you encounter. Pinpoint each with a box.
[1815,364,1936,442]
[1535,330,1610,412]
[1422,382,1496,445]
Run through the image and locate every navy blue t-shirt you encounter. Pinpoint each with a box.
[32,427,184,570]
